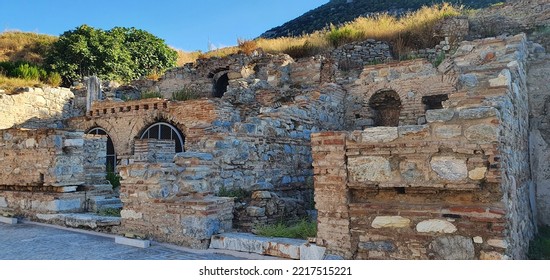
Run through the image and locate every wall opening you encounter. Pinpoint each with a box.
[213,73,229,98]
[422,94,449,110]
[86,127,116,171]
[369,89,402,127]
[140,122,185,153]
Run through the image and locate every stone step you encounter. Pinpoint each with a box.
[36,213,121,229]
[97,203,123,211]
[209,232,326,260]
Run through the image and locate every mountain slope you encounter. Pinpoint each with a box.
[261,0,504,38]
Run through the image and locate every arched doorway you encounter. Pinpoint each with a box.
[369,89,402,127]
[213,73,229,98]
[140,122,185,153]
[86,127,116,171]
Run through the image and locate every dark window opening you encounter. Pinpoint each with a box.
[422,94,449,110]
[140,122,185,153]
[87,127,116,172]
[214,73,229,98]
[369,90,402,127]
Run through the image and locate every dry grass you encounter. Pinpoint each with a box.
[0,31,57,64]
[0,75,44,92]
[180,3,461,61]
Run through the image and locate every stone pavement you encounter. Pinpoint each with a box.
[0,221,276,260]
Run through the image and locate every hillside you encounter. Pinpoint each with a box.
[261,0,504,38]
[0,32,56,64]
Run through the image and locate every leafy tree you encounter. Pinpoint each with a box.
[46,25,176,85]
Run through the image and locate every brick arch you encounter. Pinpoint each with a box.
[368,89,402,127]
[136,116,187,153]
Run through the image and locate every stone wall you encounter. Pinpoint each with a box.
[311,34,535,259]
[342,59,456,129]
[0,87,79,130]
[118,162,233,249]
[0,128,113,216]
[331,39,392,70]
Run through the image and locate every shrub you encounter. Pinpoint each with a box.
[217,187,250,202]
[97,207,121,217]
[529,226,550,259]
[238,39,258,55]
[140,91,162,99]
[12,63,44,81]
[46,72,62,87]
[256,219,317,239]
[171,87,200,101]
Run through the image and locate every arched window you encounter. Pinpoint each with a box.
[140,122,185,153]
[87,127,116,171]
[369,89,402,127]
[213,73,229,98]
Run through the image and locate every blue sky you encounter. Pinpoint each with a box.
[0,0,328,51]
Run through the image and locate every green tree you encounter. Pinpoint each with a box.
[46,25,176,85]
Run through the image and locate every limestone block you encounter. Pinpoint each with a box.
[246,206,266,217]
[430,156,468,181]
[430,236,475,260]
[348,156,392,182]
[487,239,508,249]
[459,74,478,88]
[480,251,509,260]
[0,197,7,208]
[31,199,82,212]
[115,236,150,248]
[468,167,487,180]
[473,236,483,244]
[63,139,84,147]
[464,124,497,142]
[361,127,398,143]
[434,125,462,139]
[458,107,498,120]
[358,241,396,252]
[371,216,410,228]
[399,160,425,182]
[398,125,429,138]
[416,219,457,233]
[120,209,143,220]
[300,244,326,260]
[426,109,454,122]
[0,216,17,224]
[181,216,222,240]
[252,191,272,199]
[489,69,511,88]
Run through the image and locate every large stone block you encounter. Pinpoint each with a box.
[120,209,143,220]
[360,127,398,142]
[416,219,457,233]
[371,216,410,228]
[458,107,498,120]
[181,216,221,240]
[430,156,467,181]
[464,124,498,142]
[430,236,475,260]
[426,109,454,122]
[348,156,393,182]
[434,125,462,139]
[31,199,82,212]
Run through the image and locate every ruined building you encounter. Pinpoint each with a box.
[1,1,549,260]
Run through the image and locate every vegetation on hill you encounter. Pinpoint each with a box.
[47,25,177,85]
[0,32,56,64]
[261,0,503,39]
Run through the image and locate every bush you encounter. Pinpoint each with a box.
[12,63,44,81]
[97,208,121,217]
[256,219,317,239]
[46,72,62,87]
[217,187,250,202]
[529,226,550,259]
[171,87,200,101]
[140,91,162,99]
[238,39,258,55]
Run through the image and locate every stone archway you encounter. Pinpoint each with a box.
[369,89,402,127]
[86,127,116,171]
[213,73,229,98]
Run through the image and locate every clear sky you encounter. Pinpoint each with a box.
[0,0,328,52]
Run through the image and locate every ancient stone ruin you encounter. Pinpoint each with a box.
[0,0,549,260]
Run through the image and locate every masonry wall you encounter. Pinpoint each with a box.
[0,128,112,216]
[118,161,233,249]
[0,87,79,130]
[312,34,535,260]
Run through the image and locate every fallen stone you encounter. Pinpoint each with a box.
[430,235,475,260]
[430,156,468,181]
[210,232,305,259]
[416,219,457,233]
[115,236,150,248]
[299,244,326,260]
[371,216,410,228]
